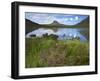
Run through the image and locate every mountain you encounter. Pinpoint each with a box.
[49,20,65,26]
[25,19,40,34]
[74,17,89,28]
[42,17,89,28]
[25,17,89,34]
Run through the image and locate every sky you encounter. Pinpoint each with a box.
[25,12,89,25]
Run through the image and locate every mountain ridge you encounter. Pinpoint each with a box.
[25,17,89,34]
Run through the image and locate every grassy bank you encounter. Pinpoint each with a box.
[25,37,89,68]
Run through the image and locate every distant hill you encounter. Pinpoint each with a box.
[42,17,89,28]
[25,19,40,34]
[74,16,89,28]
[49,20,66,26]
[25,17,89,34]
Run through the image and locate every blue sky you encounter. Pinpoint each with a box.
[25,12,89,25]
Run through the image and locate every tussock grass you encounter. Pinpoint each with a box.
[25,37,89,68]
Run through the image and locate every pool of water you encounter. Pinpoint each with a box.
[26,28,89,41]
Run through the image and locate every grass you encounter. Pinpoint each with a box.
[25,37,89,68]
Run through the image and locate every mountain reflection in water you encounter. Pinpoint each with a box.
[26,28,88,42]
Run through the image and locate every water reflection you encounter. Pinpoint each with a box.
[26,28,88,41]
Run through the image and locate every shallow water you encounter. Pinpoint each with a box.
[26,28,89,41]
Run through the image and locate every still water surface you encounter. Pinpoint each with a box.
[26,28,89,41]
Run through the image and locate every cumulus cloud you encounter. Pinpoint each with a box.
[25,12,88,25]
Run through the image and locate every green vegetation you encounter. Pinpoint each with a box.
[25,15,89,68]
[25,36,89,68]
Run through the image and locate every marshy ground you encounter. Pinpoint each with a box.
[25,36,89,68]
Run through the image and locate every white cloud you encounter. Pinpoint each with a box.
[70,18,74,21]
[25,12,88,25]
[75,16,79,20]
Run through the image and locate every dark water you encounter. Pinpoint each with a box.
[26,28,89,41]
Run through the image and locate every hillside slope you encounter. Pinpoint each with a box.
[25,17,89,34]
